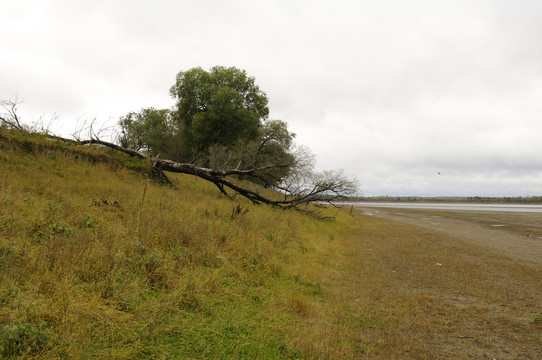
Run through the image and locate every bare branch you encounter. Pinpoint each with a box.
[77,138,147,159]
[46,134,358,215]
[0,97,24,130]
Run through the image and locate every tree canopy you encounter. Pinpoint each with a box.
[111,65,359,211]
[169,66,269,154]
[118,108,174,155]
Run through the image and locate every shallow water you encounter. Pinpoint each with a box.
[342,202,542,213]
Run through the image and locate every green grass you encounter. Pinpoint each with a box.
[0,129,361,359]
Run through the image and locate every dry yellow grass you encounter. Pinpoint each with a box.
[330,208,542,358]
[0,130,366,358]
[1,129,540,359]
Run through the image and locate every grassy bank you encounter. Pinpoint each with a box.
[1,129,541,358]
[0,130,362,358]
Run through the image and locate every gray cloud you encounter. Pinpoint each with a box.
[1,0,541,196]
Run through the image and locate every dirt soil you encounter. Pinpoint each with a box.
[341,207,542,359]
[360,207,542,266]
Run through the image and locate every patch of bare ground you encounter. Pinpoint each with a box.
[333,209,542,359]
[365,208,542,266]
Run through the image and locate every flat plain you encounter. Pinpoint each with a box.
[342,207,542,358]
[359,207,542,266]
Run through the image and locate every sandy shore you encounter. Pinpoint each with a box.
[357,207,542,266]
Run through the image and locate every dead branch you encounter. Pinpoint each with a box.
[47,134,357,214]
[77,138,147,159]
[0,97,24,130]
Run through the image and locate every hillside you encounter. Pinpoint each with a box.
[0,129,361,358]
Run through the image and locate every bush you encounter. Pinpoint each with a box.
[0,321,49,357]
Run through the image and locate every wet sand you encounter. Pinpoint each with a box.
[357,207,542,266]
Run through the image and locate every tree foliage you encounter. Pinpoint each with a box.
[119,66,297,185]
[169,66,269,154]
[118,108,183,160]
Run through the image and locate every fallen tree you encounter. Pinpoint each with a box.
[1,97,359,215]
[57,136,358,213]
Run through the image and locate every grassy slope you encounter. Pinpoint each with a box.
[0,130,362,359]
[1,129,541,359]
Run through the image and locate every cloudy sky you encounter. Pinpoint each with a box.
[2,0,541,196]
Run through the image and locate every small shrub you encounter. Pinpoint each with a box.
[131,241,167,289]
[30,220,70,242]
[0,284,18,304]
[0,321,49,357]
[0,240,15,260]
[80,212,100,228]
[0,240,24,269]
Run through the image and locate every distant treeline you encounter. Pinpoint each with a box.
[343,196,542,204]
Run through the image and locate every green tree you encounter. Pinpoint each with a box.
[118,66,297,185]
[169,66,269,155]
[257,119,295,162]
[118,108,183,159]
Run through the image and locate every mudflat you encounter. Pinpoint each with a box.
[359,207,542,266]
[340,208,542,358]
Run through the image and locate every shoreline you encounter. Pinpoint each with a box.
[357,207,542,266]
[340,201,542,213]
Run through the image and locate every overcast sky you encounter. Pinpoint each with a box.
[2,0,541,196]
